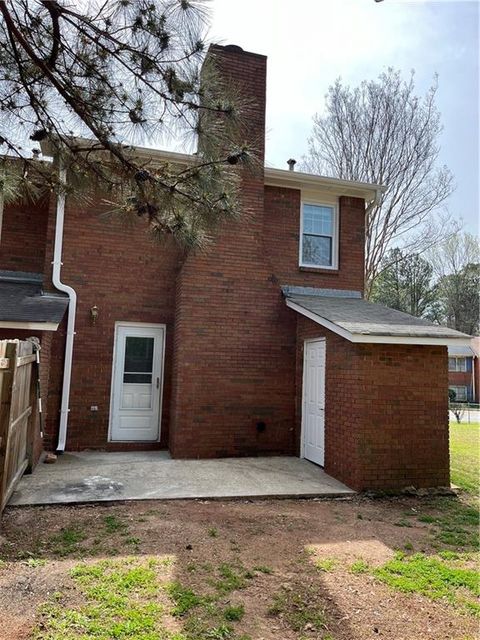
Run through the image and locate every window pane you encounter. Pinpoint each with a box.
[123,373,152,384]
[450,386,467,401]
[303,205,333,236]
[302,235,332,266]
[458,357,466,372]
[448,358,456,371]
[454,386,467,401]
[124,337,154,373]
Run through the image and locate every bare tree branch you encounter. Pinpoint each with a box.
[302,70,455,296]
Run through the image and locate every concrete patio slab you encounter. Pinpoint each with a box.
[8,452,354,506]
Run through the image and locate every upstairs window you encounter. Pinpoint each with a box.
[448,357,467,372]
[300,203,338,269]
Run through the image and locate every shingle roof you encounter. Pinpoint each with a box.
[0,271,68,325]
[283,287,471,344]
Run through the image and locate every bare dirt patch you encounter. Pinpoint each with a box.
[0,495,478,640]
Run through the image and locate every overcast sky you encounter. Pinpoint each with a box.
[208,0,479,234]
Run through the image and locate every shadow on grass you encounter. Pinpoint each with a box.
[1,493,479,639]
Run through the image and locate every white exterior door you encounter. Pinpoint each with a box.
[110,323,165,442]
[302,339,326,466]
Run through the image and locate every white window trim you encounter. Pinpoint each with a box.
[299,201,339,270]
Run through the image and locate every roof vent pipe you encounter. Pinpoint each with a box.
[287,158,296,171]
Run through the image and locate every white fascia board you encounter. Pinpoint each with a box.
[285,299,472,347]
[265,168,385,201]
[40,137,384,200]
[40,136,193,166]
[0,321,58,331]
[349,334,472,346]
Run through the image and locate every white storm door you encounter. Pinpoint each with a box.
[302,339,326,466]
[110,324,164,441]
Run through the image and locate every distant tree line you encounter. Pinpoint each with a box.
[371,232,480,336]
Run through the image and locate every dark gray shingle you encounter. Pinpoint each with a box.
[0,272,68,324]
[284,288,471,340]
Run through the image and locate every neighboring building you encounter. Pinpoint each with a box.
[0,44,471,491]
[448,337,480,403]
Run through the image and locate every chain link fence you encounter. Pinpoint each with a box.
[449,403,480,424]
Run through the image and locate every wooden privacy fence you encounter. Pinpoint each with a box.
[0,340,37,513]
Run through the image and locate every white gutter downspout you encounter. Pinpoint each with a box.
[52,160,77,452]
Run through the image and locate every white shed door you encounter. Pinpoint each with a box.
[302,339,326,466]
[110,324,164,441]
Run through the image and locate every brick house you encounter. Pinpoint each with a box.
[0,44,471,491]
[448,337,479,403]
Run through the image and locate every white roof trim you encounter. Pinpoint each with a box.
[286,299,472,346]
[264,167,384,201]
[40,137,193,166]
[286,299,353,340]
[40,137,383,200]
[0,321,58,331]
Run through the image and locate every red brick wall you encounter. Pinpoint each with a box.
[169,46,299,457]
[448,370,473,397]
[41,193,182,451]
[42,320,65,452]
[169,196,298,458]
[1,44,368,461]
[264,188,365,292]
[39,181,368,455]
[16,45,367,454]
[0,196,50,272]
[448,371,472,386]
[296,316,450,490]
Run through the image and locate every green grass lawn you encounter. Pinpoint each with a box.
[450,422,480,495]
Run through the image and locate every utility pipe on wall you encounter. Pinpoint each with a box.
[52,161,77,452]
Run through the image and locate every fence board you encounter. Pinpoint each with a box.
[0,340,36,513]
[16,354,36,367]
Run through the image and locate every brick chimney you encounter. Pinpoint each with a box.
[169,45,288,460]
[203,44,267,164]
